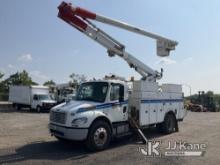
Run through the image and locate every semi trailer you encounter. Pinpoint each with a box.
[49,2,186,151]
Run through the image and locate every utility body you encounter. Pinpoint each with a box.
[49,2,186,151]
[9,85,56,112]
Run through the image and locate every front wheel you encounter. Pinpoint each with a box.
[15,104,21,110]
[36,106,41,113]
[86,120,111,151]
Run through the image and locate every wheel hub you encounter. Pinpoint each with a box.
[94,127,107,147]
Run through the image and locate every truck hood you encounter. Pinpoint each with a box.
[52,100,99,113]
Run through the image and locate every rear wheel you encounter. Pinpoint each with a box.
[161,114,177,134]
[14,104,21,110]
[156,123,163,132]
[86,120,111,151]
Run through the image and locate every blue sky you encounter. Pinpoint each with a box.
[0,0,220,95]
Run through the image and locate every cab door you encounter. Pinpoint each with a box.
[32,94,39,109]
[108,83,128,122]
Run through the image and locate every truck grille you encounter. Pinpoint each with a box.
[50,111,66,124]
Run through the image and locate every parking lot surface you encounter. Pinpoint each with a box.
[0,109,220,165]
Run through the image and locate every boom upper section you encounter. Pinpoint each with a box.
[57,1,178,81]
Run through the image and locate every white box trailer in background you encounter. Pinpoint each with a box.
[9,85,57,112]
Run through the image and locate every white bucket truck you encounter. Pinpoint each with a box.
[49,2,186,151]
[9,85,56,112]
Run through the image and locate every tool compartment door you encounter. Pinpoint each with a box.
[157,102,164,123]
[149,103,157,124]
[139,103,150,126]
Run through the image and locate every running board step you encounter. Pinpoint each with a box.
[115,131,133,138]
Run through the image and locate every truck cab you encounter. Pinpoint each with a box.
[50,79,186,151]
[32,94,57,112]
[49,80,130,150]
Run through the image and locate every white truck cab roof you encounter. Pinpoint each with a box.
[83,79,128,86]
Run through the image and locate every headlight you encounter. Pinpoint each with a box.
[71,117,88,126]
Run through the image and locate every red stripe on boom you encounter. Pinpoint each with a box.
[74,7,96,19]
[58,2,88,30]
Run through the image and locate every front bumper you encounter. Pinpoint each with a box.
[49,123,88,141]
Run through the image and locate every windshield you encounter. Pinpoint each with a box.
[38,94,52,100]
[76,82,108,103]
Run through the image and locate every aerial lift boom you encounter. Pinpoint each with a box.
[50,2,185,148]
[58,2,178,81]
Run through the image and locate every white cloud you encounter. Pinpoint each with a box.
[182,57,193,63]
[8,64,15,69]
[185,57,193,61]
[0,67,5,73]
[18,54,32,62]
[30,70,50,83]
[156,57,176,65]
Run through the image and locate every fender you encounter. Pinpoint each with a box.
[89,113,113,133]
[163,110,177,121]
[73,110,112,129]
[88,110,112,128]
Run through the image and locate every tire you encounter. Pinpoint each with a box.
[15,104,21,110]
[156,123,163,132]
[161,114,176,134]
[36,106,41,113]
[86,120,111,151]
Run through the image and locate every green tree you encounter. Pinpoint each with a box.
[43,80,56,87]
[4,70,37,87]
[43,80,56,93]
[0,72,4,81]
[0,70,38,101]
[69,73,87,88]
[0,71,5,92]
[0,72,6,100]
